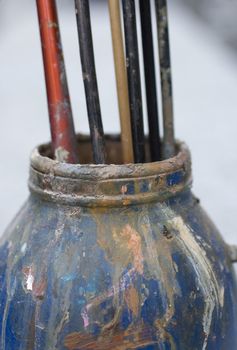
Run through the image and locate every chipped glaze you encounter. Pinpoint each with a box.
[0,138,237,349]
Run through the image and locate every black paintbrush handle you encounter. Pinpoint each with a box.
[122,0,145,164]
[140,0,161,162]
[75,0,106,164]
[155,0,175,159]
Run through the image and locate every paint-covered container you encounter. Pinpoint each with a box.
[0,137,237,350]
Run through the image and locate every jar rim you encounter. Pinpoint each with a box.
[29,137,192,207]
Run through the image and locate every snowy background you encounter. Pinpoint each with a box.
[1,0,237,247]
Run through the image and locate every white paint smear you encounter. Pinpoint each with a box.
[170,216,224,350]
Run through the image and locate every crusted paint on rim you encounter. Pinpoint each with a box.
[29,139,192,207]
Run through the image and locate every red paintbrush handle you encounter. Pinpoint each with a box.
[36,0,79,163]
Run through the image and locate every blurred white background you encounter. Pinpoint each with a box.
[0,0,237,246]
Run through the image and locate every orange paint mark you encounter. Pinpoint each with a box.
[122,198,132,206]
[64,323,157,350]
[120,224,144,274]
[125,285,140,317]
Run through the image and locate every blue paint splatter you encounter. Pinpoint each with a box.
[166,171,184,187]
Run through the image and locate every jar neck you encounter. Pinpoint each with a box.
[29,137,192,208]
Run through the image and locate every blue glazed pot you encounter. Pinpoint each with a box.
[0,137,237,350]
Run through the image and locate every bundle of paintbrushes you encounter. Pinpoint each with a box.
[36,0,175,165]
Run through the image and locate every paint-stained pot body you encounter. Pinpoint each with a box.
[0,138,237,350]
